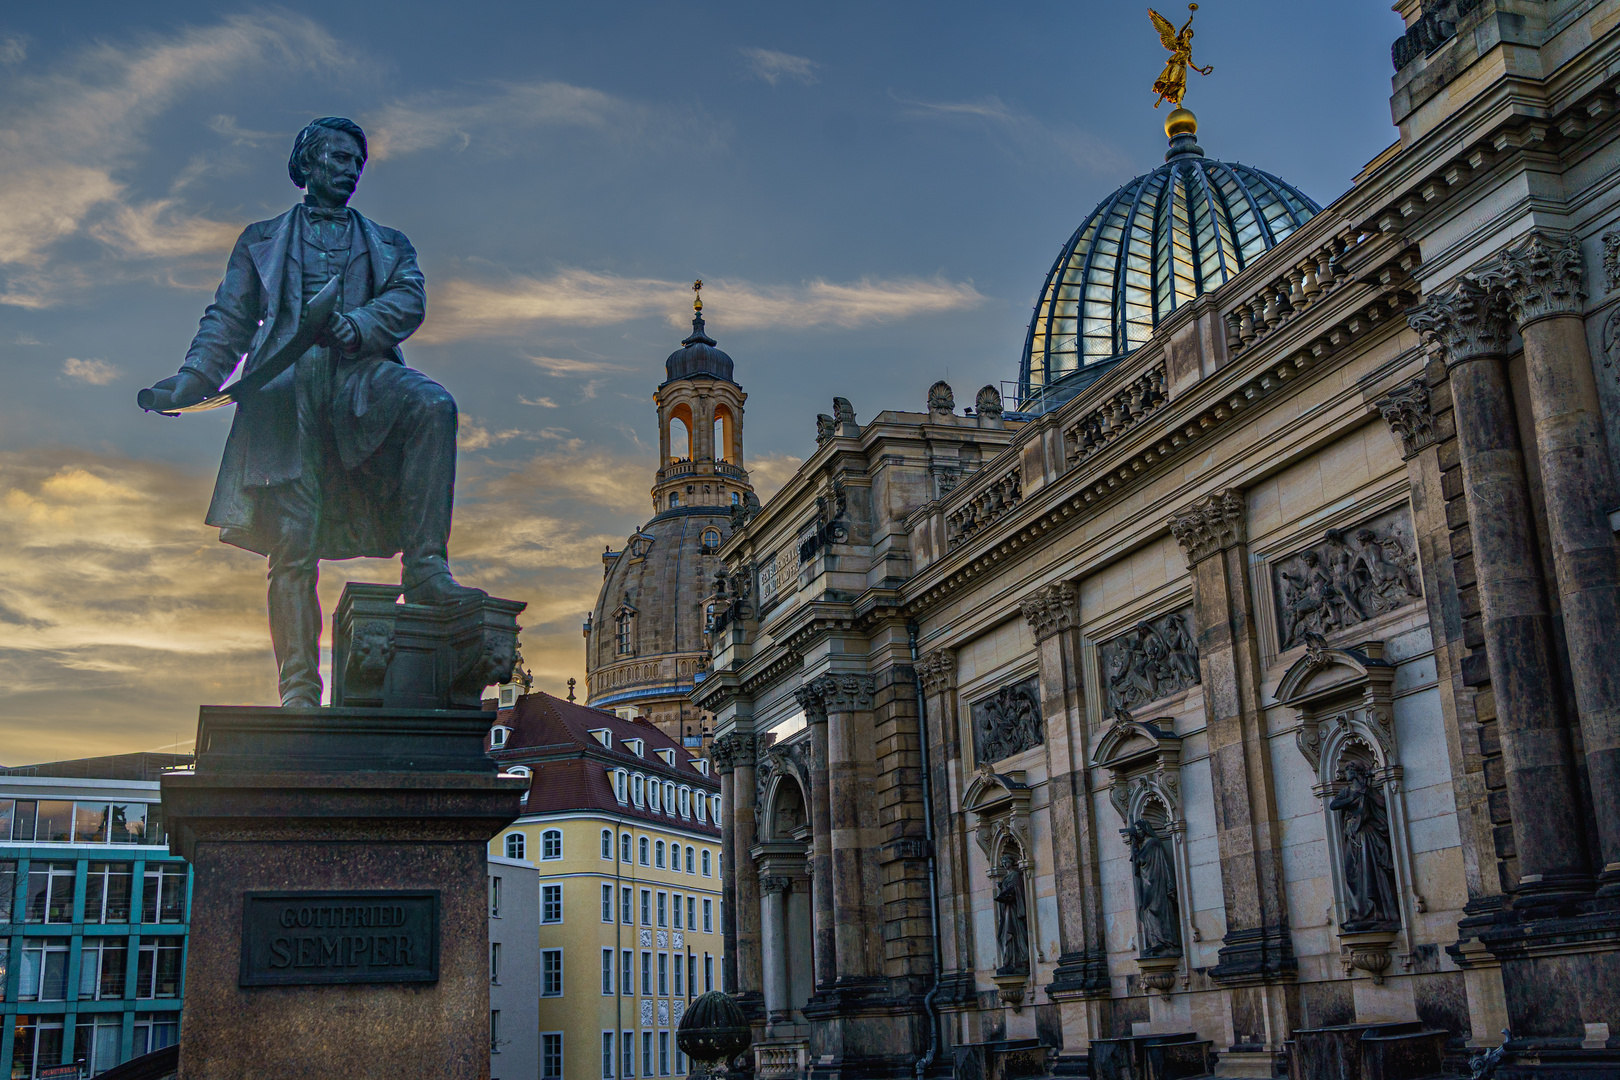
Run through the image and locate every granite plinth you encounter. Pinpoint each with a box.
[1089,1033,1215,1080]
[1287,1022,1446,1080]
[160,705,524,1080]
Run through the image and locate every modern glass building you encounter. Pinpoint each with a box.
[1,755,192,1079]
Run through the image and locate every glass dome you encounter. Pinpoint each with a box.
[1017,134,1319,410]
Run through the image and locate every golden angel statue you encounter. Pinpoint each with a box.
[1150,4,1212,108]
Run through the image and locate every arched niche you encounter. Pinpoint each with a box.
[752,738,815,1024]
[1277,637,1414,984]
[1092,714,1196,996]
[965,764,1037,1008]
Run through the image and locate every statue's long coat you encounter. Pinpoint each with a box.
[180,206,428,558]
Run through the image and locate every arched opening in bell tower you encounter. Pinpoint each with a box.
[667,403,693,464]
[713,405,734,463]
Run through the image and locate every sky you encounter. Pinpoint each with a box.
[0,2,1406,764]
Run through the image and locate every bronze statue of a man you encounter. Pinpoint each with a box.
[141,117,483,707]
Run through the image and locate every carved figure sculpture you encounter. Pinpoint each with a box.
[1128,818,1182,957]
[1101,609,1200,711]
[971,677,1043,764]
[138,117,485,707]
[1149,5,1212,108]
[1275,514,1421,648]
[344,620,396,688]
[1329,761,1400,930]
[993,851,1030,975]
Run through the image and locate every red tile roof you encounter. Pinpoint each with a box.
[490,690,720,836]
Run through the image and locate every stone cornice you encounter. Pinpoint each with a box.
[1374,377,1436,460]
[1168,489,1247,567]
[917,650,958,695]
[1406,277,1511,366]
[710,731,759,774]
[1020,581,1080,642]
[1478,230,1586,328]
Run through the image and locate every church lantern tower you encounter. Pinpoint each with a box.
[584,282,754,751]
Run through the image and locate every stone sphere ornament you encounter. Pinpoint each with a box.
[677,991,753,1074]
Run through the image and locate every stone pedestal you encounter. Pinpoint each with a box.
[161,706,525,1080]
[1088,1032,1216,1080]
[1286,1022,1445,1080]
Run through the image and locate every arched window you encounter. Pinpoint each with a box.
[685,846,695,874]
[614,769,628,802]
[702,529,721,553]
[669,492,680,509]
[655,840,666,869]
[679,787,691,817]
[541,829,562,861]
[615,611,634,655]
[620,832,632,863]
[668,407,692,463]
[696,795,708,823]
[713,404,734,462]
[665,782,677,813]
[639,836,650,865]
[601,829,613,859]
[632,774,645,806]
[701,849,712,876]
[731,491,740,506]
[505,832,526,860]
[712,795,721,821]
[649,782,661,812]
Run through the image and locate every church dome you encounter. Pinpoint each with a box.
[665,313,735,384]
[1018,127,1319,409]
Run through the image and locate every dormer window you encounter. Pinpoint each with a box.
[656,748,676,766]
[626,739,644,758]
[490,725,511,749]
[498,684,518,709]
[613,769,628,803]
[504,766,531,779]
[664,782,676,813]
[649,782,662,812]
[696,795,708,823]
[679,787,691,817]
[632,774,645,807]
[590,728,613,749]
[694,760,709,777]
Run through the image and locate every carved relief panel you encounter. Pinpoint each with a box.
[1269,506,1421,651]
[1097,607,1200,713]
[970,675,1043,765]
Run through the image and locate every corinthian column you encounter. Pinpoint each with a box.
[917,649,976,1001]
[1169,489,1294,1049]
[792,682,837,990]
[1408,280,1591,903]
[810,673,883,982]
[1019,582,1110,1003]
[713,731,762,1006]
[1481,233,1620,893]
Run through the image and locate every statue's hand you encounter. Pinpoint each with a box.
[138,370,212,414]
[327,311,361,355]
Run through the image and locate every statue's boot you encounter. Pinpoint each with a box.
[396,378,486,607]
[269,558,322,708]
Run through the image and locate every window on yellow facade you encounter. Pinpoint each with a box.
[601,949,613,995]
[542,884,562,923]
[542,950,563,997]
[639,837,649,865]
[641,952,652,997]
[701,849,711,876]
[602,884,613,922]
[622,886,632,924]
[602,829,613,858]
[657,891,667,927]
[505,833,525,860]
[655,841,665,869]
[541,829,562,861]
[685,847,695,874]
[658,952,668,996]
[640,889,651,925]
[703,898,712,933]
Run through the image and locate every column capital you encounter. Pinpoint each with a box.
[1168,488,1246,566]
[806,672,875,714]
[1020,581,1080,642]
[760,875,792,894]
[918,650,958,695]
[1479,230,1586,328]
[711,732,759,775]
[1407,277,1511,366]
[792,682,828,726]
[1374,377,1436,460]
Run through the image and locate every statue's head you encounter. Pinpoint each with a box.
[1340,760,1371,786]
[288,117,368,206]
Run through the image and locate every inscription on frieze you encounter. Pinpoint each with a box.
[239,890,439,987]
[1272,507,1421,650]
[1099,607,1199,713]
[970,675,1043,765]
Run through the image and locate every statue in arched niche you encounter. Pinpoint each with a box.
[1330,760,1399,930]
[992,850,1029,975]
[1128,817,1182,957]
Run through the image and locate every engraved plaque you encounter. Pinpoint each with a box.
[239,890,439,987]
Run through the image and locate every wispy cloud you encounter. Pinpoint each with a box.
[366,80,707,160]
[0,36,27,66]
[892,91,1129,175]
[740,47,819,86]
[61,357,119,385]
[0,14,351,297]
[528,355,628,377]
[419,269,982,343]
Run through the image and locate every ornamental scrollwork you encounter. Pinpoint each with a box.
[1168,489,1246,565]
[1374,377,1435,460]
[1019,581,1079,642]
[1478,231,1586,327]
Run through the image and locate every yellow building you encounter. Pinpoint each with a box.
[487,690,724,1080]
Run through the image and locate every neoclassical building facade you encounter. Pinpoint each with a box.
[694,4,1620,1077]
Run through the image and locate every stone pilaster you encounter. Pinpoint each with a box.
[792,683,838,990]
[810,672,883,982]
[918,649,978,1012]
[1019,582,1111,1018]
[1482,232,1620,893]
[1409,279,1592,905]
[713,731,762,1009]
[1169,489,1296,1050]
